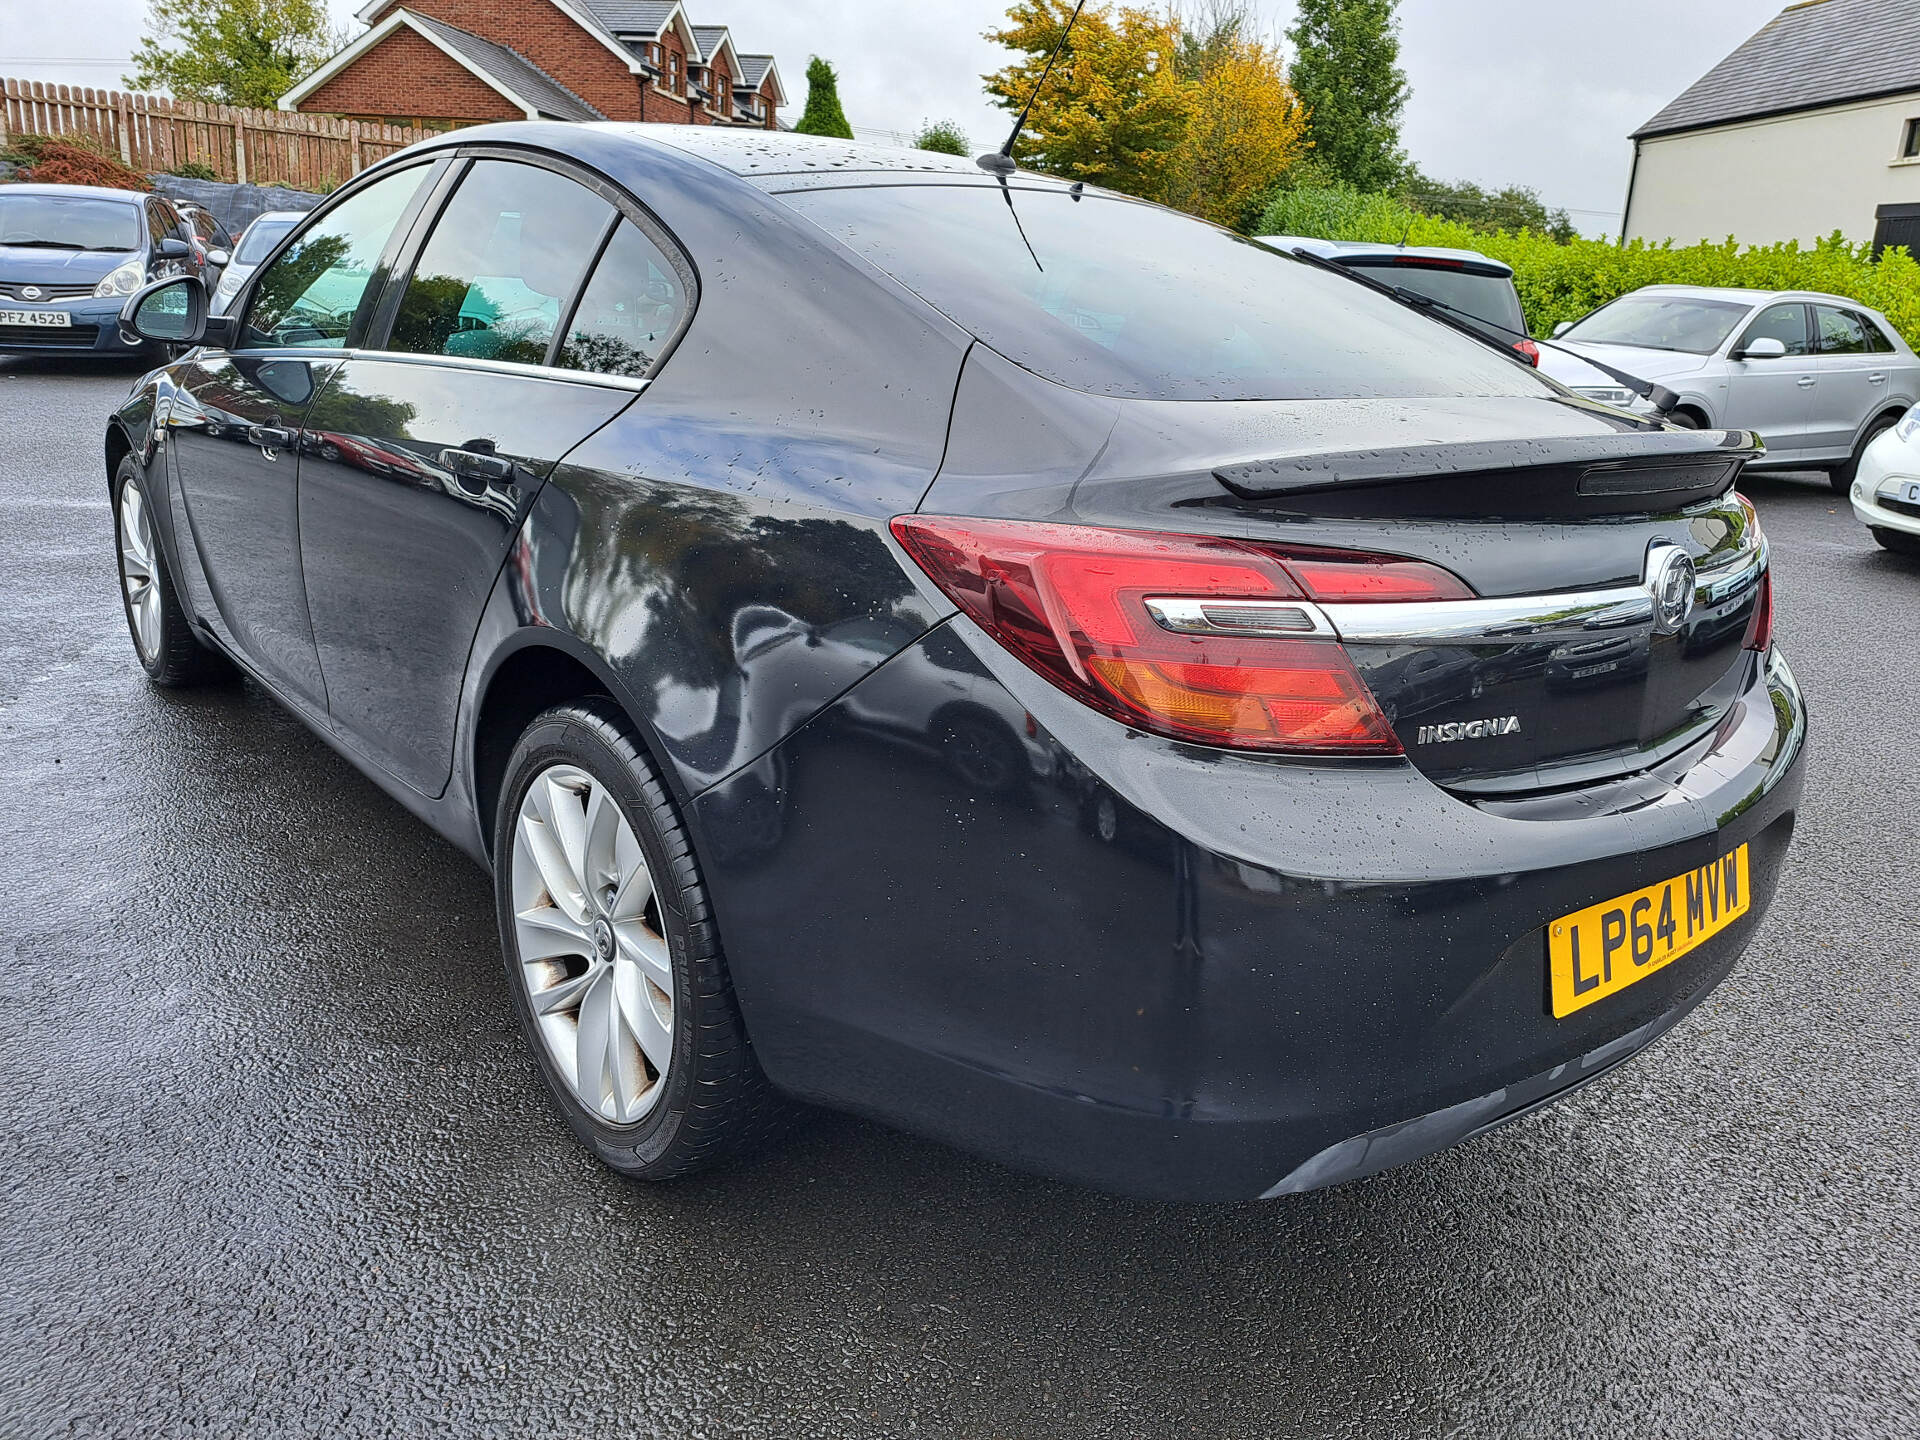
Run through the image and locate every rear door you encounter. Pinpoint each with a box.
[296,154,684,795]
[1725,302,1815,456]
[1807,304,1888,454]
[167,163,436,705]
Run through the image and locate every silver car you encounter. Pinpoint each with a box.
[1540,284,1920,492]
[208,210,306,315]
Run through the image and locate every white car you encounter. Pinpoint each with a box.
[1540,284,1920,493]
[1848,402,1920,556]
[208,210,306,315]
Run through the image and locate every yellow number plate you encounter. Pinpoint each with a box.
[1548,846,1751,1018]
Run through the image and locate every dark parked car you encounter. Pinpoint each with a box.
[1261,235,1540,365]
[0,184,219,359]
[106,127,1804,1201]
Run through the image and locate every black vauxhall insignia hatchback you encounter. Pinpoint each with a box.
[106,126,1805,1201]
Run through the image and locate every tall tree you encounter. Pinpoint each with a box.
[1162,4,1308,227]
[1285,0,1408,191]
[793,56,855,139]
[983,1,1189,198]
[125,0,339,107]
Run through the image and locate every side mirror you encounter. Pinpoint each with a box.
[121,275,208,346]
[205,247,231,268]
[155,236,191,260]
[1735,336,1788,360]
[1552,321,1573,338]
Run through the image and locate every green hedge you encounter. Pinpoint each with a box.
[1254,186,1920,347]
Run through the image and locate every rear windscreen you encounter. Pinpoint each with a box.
[1342,261,1527,343]
[235,218,298,264]
[783,185,1551,402]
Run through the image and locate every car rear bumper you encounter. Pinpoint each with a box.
[0,299,146,356]
[692,621,1806,1201]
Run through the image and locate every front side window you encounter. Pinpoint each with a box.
[557,222,688,377]
[786,185,1547,402]
[387,160,613,365]
[242,165,428,349]
[1814,305,1872,354]
[0,194,140,251]
[1737,303,1812,357]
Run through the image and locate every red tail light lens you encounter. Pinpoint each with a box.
[1515,338,1541,367]
[1745,568,1774,652]
[891,517,1471,755]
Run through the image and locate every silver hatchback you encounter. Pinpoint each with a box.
[1540,284,1920,492]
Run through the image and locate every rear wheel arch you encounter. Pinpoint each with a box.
[471,640,638,857]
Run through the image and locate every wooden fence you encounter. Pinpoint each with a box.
[1,79,435,191]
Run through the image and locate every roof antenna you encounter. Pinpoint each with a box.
[978,0,1087,176]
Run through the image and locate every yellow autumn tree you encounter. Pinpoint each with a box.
[985,1,1309,227]
[1161,20,1308,227]
[983,0,1190,201]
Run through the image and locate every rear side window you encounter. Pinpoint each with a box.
[1815,305,1873,354]
[387,160,612,365]
[242,166,428,349]
[1737,303,1812,357]
[556,222,687,377]
[783,185,1545,402]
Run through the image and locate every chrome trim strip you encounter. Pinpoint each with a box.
[337,347,654,393]
[1144,596,1337,639]
[1322,587,1653,644]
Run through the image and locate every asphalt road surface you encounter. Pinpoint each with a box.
[3,356,1916,1440]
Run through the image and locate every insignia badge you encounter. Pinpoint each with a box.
[1644,543,1697,635]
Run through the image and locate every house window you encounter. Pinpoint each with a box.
[668,52,682,93]
[1903,118,1920,159]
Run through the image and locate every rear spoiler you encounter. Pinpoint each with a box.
[1213,428,1763,517]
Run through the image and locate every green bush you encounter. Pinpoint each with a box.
[1254,185,1920,348]
[167,160,219,181]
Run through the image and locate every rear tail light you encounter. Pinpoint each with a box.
[1515,338,1541,367]
[1745,568,1774,651]
[890,516,1471,755]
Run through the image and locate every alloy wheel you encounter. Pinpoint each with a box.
[117,477,161,662]
[510,764,675,1124]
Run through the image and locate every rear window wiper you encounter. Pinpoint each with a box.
[1279,245,1681,419]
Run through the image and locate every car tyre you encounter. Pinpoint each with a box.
[112,454,230,686]
[493,699,782,1180]
[1833,413,1899,493]
[1871,526,1920,556]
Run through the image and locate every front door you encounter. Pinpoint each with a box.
[296,157,654,795]
[1725,301,1815,458]
[167,353,334,703]
[167,160,437,705]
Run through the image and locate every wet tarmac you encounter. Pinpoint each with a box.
[3,357,1917,1438]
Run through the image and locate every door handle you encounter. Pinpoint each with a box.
[1795,376,1816,388]
[1869,372,1888,384]
[438,446,516,485]
[249,424,296,449]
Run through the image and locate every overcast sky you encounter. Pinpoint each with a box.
[5,0,1786,233]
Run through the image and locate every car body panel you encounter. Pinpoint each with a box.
[105,124,1808,1200]
[1850,402,1920,539]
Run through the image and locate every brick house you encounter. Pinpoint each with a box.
[278,0,786,133]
